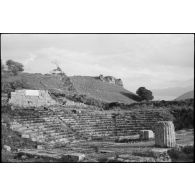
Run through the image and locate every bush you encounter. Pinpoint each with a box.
[168,145,194,162]
[1,79,24,93]
[182,145,194,154]
[157,110,174,121]
[170,107,194,130]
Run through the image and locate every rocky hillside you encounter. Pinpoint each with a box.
[97,75,123,86]
[175,90,194,101]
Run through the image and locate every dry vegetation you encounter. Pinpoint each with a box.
[1,71,194,162]
[70,76,139,103]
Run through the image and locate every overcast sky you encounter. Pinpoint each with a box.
[1,34,194,96]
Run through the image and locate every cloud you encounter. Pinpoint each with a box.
[1,34,194,97]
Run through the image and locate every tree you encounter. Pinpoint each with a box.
[6,60,24,75]
[136,87,154,101]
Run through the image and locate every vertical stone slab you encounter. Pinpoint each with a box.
[154,121,176,148]
[9,89,57,107]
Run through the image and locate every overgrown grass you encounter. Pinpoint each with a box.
[167,145,194,162]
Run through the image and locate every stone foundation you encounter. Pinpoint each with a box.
[9,89,57,107]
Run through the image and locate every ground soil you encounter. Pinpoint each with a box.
[2,129,193,163]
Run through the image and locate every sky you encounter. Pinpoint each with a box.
[1,34,194,99]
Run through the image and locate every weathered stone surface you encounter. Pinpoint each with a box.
[61,153,85,162]
[100,150,114,154]
[154,121,176,148]
[98,75,123,87]
[37,145,44,150]
[9,89,57,107]
[21,134,30,139]
[17,149,85,162]
[3,145,11,152]
[116,135,140,142]
[140,130,154,140]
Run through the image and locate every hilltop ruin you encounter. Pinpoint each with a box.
[98,74,123,87]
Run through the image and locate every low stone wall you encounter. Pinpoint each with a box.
[9,89,57,107]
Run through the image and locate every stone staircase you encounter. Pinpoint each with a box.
[10,108,78,148]
[50,106,166,140]
[10,106,169,147]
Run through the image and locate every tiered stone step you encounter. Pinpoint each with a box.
[10,108,78,147]
[56,108,168,140]
[10,106,169,145]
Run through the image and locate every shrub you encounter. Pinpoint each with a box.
[170,107,194,130]
[182,145,194,154]
[167,145,194,162]
[6,60,24,75]
[136,87,154,101]
[157,110,174,121]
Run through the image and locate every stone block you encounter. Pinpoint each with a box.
[140,130,154,140]
[31,137,37,142]
[21,134,30,139]
[3,145,11,152]
[9,89,57,107]
[37,145,44,150]
[61,153,85,162]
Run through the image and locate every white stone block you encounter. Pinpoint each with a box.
[37,145,44,150]
[3,145,11,152]
[21,134,30,139]
[25,90,39,96]
[140,130,154,140]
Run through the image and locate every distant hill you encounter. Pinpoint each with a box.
[70,76,139,104]
[152,86,193,100]
[175,90,194,101]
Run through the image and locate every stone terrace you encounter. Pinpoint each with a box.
[10,106,168,148]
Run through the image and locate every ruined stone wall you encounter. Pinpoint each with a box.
[9,89,57,107]
[98,75,123,87]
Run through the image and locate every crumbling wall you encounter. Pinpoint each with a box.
[98,75,123,87]
[9,89,57,107]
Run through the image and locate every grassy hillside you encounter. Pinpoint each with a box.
[175,90,194,101]
[2,72,76,93]
[70,76,139,104]
[2,72,139,104]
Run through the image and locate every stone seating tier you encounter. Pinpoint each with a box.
[10,107,168,147]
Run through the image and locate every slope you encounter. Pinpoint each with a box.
[70,76,139,104]
[2,72,76,93]
[2,73,139,104]
[152,86,193,100]
[175,90,194,101]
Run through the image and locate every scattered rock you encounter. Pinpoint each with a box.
[98,74,123,87]
[21,155,28,160]
[115,135,140,143]
[37,145,44,150]
[3,145,11,152]
[61,153,85,162]
[100,150,114,154]
[21,134,30,139]
[31,137,37,142]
